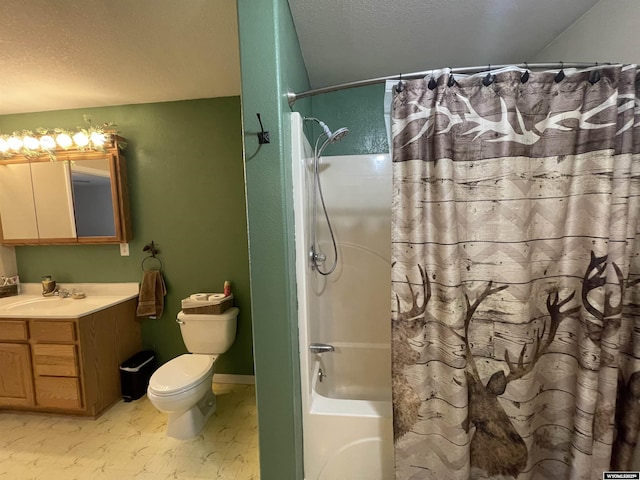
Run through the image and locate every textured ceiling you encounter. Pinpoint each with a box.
[288,0,601,89]
[1,1,602,116]
[0,0,240,115]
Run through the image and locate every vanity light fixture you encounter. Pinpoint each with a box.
[39,135,56,150]
[22,136,40,150]
[7,136,23,151]
[0,117,118,160]
[55,133,73,149]
[72,131,90,147]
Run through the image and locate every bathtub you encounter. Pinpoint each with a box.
[306,343,393,480]
[291,112,394,480]
[313,342,390,405]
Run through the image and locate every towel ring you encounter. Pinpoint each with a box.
[141,255,163,272]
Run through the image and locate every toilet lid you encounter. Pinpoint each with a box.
[149,354,216,396]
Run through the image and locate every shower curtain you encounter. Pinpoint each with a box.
[391,65,640,480]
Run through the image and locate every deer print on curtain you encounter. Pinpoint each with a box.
[391,65,640,480]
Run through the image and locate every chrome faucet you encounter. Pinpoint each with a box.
[309,343,335,354]
[41,276,58,297]
[56,288,70,298]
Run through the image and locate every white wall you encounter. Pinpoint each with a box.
[532,0,640,63]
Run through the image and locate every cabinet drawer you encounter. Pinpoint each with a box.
[32,344,78,377]
[35,376,81,410]
[30,320,76,342]
[0,320,28,341]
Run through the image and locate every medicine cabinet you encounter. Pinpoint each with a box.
[0,138,131,245]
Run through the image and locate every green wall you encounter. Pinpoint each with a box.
[310,84,389,156]
[0,97,253,374]
[237,2,387,476]
[237,0,310,478]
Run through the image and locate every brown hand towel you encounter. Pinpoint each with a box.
[137,270,167,318]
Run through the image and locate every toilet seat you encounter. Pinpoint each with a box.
[149,354,217,397]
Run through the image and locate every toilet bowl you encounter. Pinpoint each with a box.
[147,307,239,439]
[148,353,218,439]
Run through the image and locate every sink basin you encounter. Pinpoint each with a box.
[0,295,126,317]
[2,297,64,310]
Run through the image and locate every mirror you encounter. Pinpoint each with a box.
[70,159,116,237]
[0,140,131,245]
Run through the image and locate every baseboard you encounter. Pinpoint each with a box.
[214,374,255,384]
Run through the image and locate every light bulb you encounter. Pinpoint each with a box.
[73,132,89,147]
[7,136,23,151]
[90,131,105,146]
[56,133,73,149]
[23,136,40,150]
[39,136,56,150]
[0,139,9,153]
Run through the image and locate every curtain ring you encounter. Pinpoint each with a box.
[555,61,565,83]
[521,62,530,83]
[395,74,405,93]
[589,63,601,85]
[483,64,495,87]
[447,69,457,88]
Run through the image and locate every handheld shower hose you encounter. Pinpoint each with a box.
[303,117,350,276]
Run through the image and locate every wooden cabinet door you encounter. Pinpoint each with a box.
[30,160,77,240]
[0,343,34,406]
[0,162,38,241]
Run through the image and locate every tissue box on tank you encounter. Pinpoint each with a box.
[181,294,233,314]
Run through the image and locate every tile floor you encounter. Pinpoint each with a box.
[0,383,259,480]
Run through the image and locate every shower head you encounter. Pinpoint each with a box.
[328,127,349,144]
[304,117,350,144]
[317,126,349,157]
[319,126,349,155]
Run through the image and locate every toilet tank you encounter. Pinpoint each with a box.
[177,307,239,354]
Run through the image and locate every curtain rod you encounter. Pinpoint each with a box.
[287,62,612,106]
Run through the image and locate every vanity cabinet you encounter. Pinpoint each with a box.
[0,137,132,245]
[31,320,82,409]
[0,298,141,416]
[0,320,35,406]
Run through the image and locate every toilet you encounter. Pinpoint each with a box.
[147,307,239,439]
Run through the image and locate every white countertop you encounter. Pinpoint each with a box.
[0,282,139,318]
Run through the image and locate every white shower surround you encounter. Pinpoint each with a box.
[291,112,393,480]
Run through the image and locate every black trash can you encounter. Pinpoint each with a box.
[120,350,155,402]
